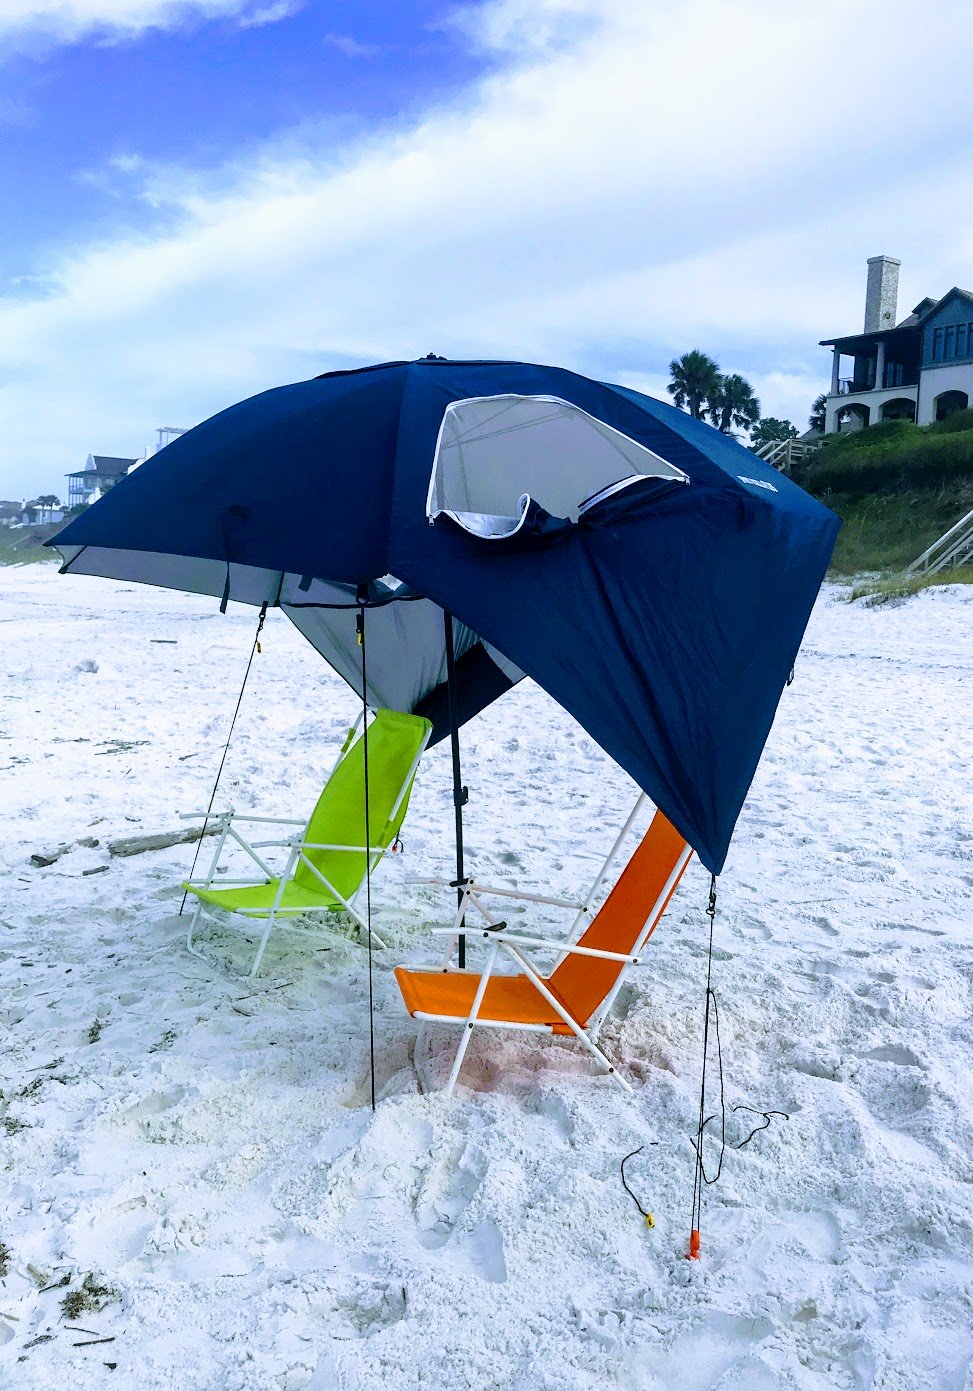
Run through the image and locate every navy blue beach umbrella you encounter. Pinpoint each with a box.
[50,358,839,874]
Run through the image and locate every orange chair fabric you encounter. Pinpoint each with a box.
[396,810,690,1031]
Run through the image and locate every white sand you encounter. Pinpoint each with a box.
[1,564,971,1390]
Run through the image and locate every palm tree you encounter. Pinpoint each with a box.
[667,350,722,420]
[808,393,827,434]
[708,373,761,436]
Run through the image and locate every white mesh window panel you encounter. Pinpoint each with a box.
[426,394,688,539]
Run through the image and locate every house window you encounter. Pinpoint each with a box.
[958,324,968,359]
[932,328,944,360]
[944,326,956,358]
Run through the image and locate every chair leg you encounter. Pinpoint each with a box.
[444,1023,476,1098]
[443,942,499,1098]
[354,916,388,951]
[504,944,634,1092]
[186,901,207,958]
[571,1030,634,1093]
[413,1023,433,1095]
[249,917,275,977]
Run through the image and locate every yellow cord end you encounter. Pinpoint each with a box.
[644,1213,655,1228]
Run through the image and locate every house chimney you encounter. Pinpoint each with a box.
[864,255,900,332]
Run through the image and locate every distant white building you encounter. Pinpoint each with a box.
[66,454,137,507]
[66,428,187,506]
[129,426,187,474]
[2,499,64,526]
[820,257,973,433]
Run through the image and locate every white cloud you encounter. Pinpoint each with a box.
[0,0,288,43]
[322,31,382,59]
[239,1,299,29]
[4,0,973,493]
[447,0,600,57]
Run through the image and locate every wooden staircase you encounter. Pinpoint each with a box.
[752,438,821,473]
[907,506,973,576]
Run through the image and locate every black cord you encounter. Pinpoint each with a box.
[179,602,267,916]
[357,603,377,1114]
[690,981,727,1188]
[689,875,720,1235]
[732,1104,790,1150]
[620,1144,658,1221]
[688,938,790,1200]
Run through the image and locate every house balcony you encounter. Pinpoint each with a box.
[824,382,919,433]
[837,367,919,395]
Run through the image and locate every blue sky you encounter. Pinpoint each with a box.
[3,0,973,498]
[1,3,485,282]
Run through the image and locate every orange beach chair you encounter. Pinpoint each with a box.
[395,803,692,1094]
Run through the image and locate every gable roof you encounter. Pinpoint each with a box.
[896,297,939,328]
[88,455,137,475]
[915,287,973,326]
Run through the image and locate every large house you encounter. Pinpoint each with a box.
[66,454,137,507]
[66,429,187,508]
[820,257,973,433]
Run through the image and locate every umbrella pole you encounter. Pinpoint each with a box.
[443,610,468,969]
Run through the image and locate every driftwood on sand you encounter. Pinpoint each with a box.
[30,825,217,866]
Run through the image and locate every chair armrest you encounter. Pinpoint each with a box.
[411,874,584,912]
[298,842,377,853]
[226,814,305,826]
[430,926,639,964]
[457,880,585,912]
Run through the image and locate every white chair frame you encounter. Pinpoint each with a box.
[181,713,430,976]
[408,795,694,1095]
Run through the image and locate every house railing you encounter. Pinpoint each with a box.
[835,373,918,395]
[752,438,822,473]
[906,506,973,575]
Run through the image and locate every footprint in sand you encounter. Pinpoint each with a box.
[631,1312,776,1391]
[414,1137,487,1247]
[412,1137,507,1283]
[863,1043,923,1068]
[453,1220,507,1283]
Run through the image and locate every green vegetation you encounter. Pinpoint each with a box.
[708,372,761,435]
[793,414,973,586]
[60,1272,116,1320]
[667,349,722,421]
[845,566,973,606]
[0,524,60,565]
[667,350,761,434]
[819,484,973,575]
[797,413,973,495]
[751,416,798,448]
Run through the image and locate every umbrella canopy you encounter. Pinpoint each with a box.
[50,357,839,873]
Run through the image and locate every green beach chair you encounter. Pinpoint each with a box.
[182,709,433,976]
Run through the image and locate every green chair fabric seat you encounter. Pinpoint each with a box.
[183,708,432,975]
